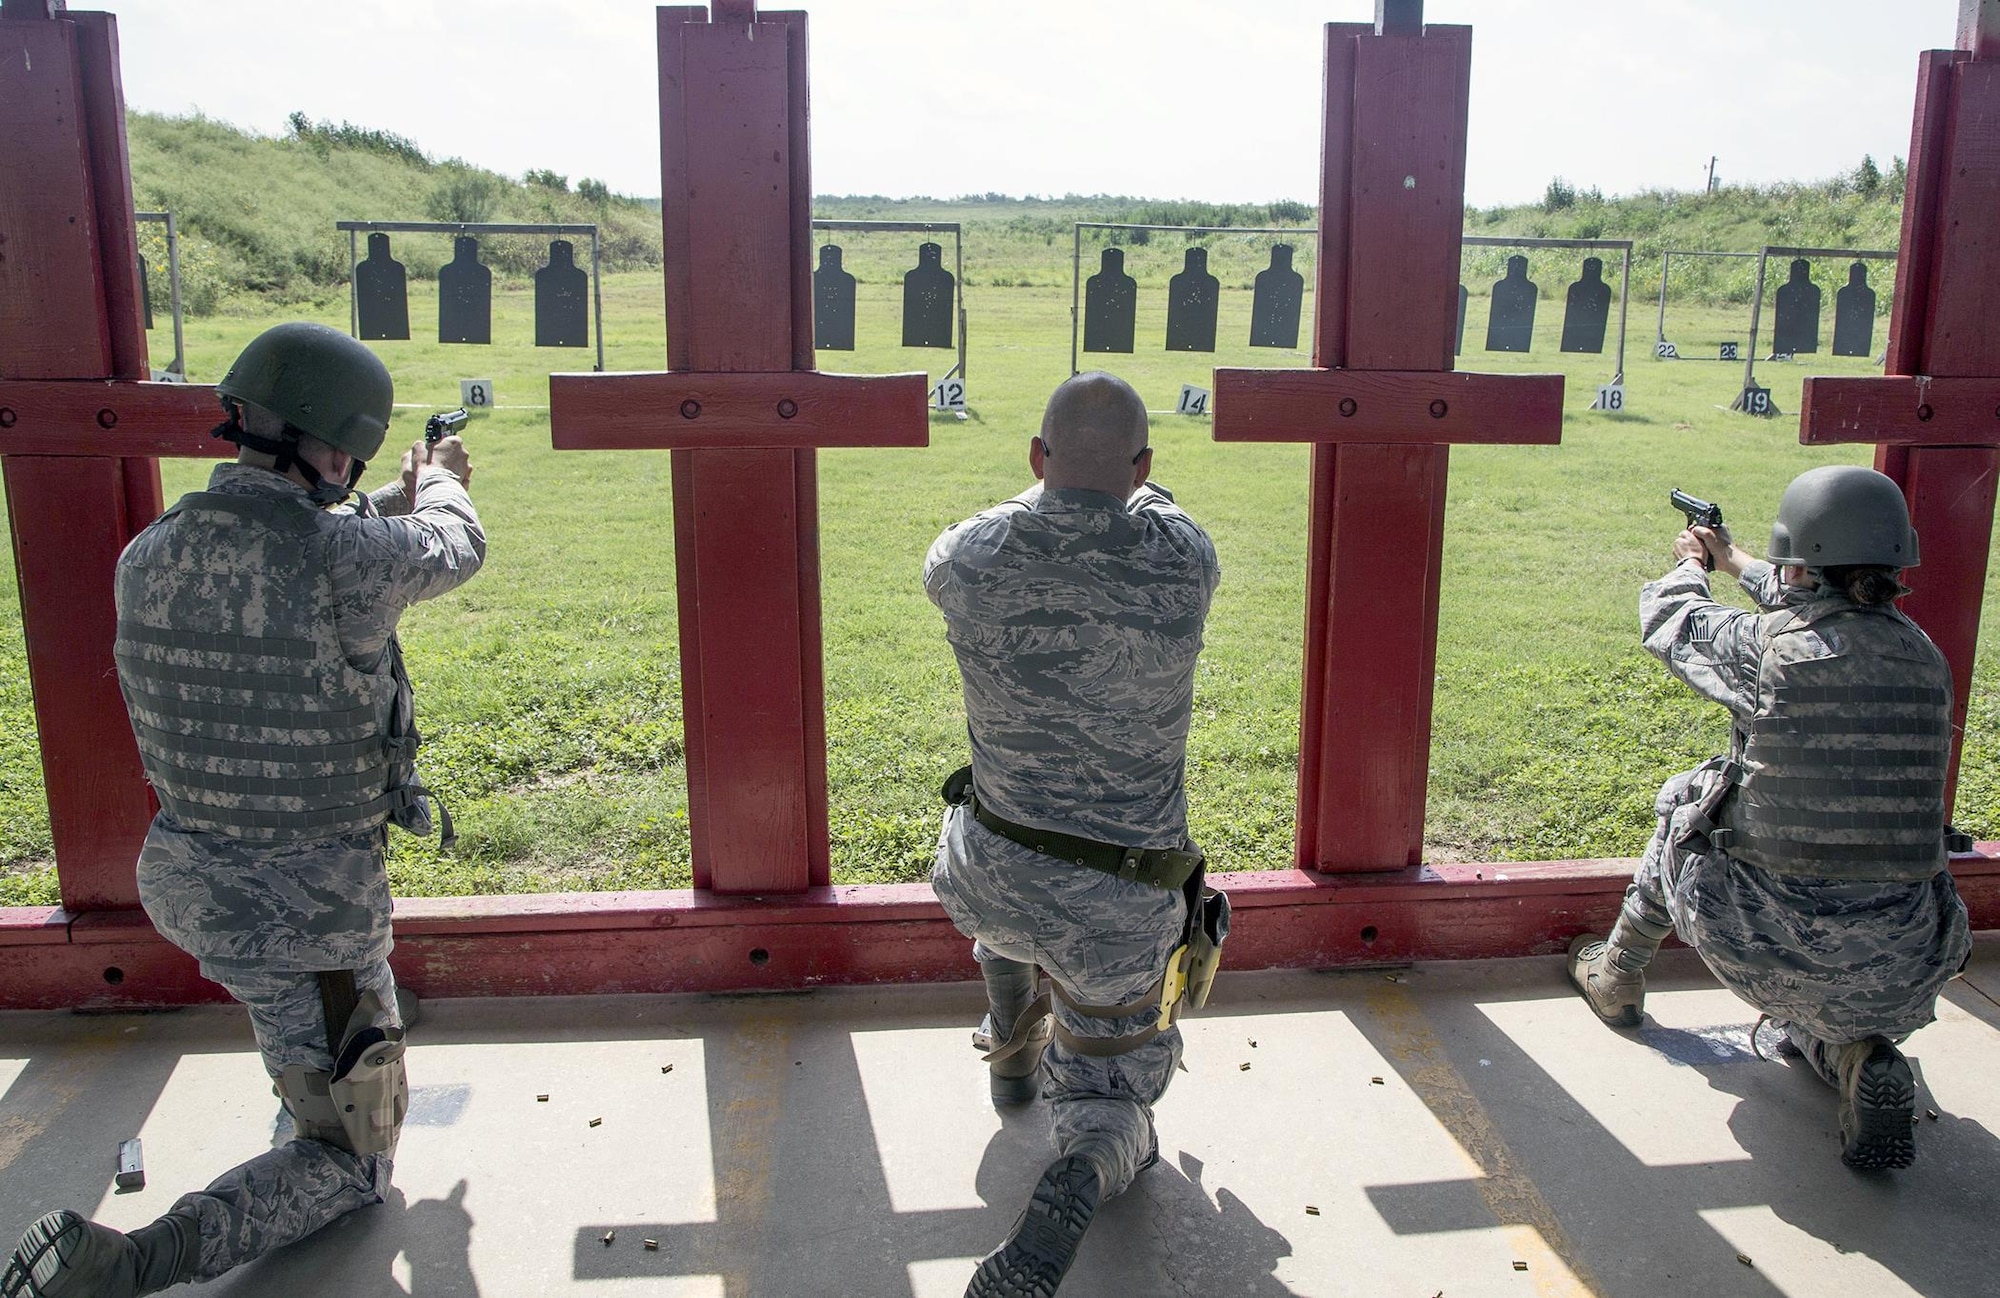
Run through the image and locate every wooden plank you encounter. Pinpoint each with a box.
[1344,26,1470,372]
[1213,369,1564,444]
[2,457,156,911]
[1961,0,2000,59]
[1902,445,1999,806]
[9,850,1999,1008]
[0,378,221,456]
[1925,60,2000,376]
[548,371,928,449]
[1313,24,1367,369]
[0,19,110,378]
[655,7,705,374]
[685,451,813,893]
[1800,375,2000,445]
[1886,50,1964,377]
[680,21,793,372]
[69,11,149,383]
[1302,443,1450,869]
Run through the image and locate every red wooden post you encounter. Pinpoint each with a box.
[1211,10,1565,872]
[1798,14,2000,807]
[0,6,219,911]
[547,4,928,895]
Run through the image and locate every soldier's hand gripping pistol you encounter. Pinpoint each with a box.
[1671,488,1726,571]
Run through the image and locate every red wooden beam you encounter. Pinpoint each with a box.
[1800,376,2000,445]
[549,371,929,450]
[8,853,2000,1011]
[0,379,221,456]
[1212,369,1564,444]
[1,10,169,913]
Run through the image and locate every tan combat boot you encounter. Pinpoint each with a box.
[1834,1037,1916,1170]
[1567,933,1645,1027]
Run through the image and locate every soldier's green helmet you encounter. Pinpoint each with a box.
[1767,464,1918,569]
[216,322,394,462]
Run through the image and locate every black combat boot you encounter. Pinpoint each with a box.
[965,1153,1103,1298]
[1834,1037,1917,1170]
[3,1206,196,1298]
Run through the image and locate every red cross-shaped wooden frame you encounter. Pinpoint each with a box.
[1211,5,1566,872]
[546,2,929,895]
[0,4,222,912]
[1797,0,2000,806]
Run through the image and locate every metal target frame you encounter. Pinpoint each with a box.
[1652,249,1759,363]
[134,210,185,378]
[1733,243,1898,417]
[1067,221,1317,377]
[337,219,607,373]
[810,219,967,385]
[1460,234,1634,396]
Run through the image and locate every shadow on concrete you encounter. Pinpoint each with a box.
[201,1180,481,1297]
[1351,959,2000,1298]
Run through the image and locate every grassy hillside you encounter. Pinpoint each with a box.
[127,111,663,314]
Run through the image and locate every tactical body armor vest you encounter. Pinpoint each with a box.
[1716,599,1953,881]
[113,491,415,841]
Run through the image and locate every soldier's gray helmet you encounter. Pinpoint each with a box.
[1767,464,1919,569]
[216,322,394,462]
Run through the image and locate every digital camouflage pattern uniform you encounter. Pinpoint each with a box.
[928,481,1220,1197]
[1631,555,1970,1075]
[125,462,483,1281]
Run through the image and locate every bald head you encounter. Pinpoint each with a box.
[1034,372,1151,496]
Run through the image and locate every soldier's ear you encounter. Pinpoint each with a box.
[1030,436,1048,481]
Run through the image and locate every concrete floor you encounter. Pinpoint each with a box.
[3,941,1998,1298]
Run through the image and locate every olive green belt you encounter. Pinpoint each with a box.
[941,764,1203,891]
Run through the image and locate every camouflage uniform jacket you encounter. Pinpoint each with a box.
[1638,555,1968,1037]
[133,462,484,974]
[925,481,1220,846]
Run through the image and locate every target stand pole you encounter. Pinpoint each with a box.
[547,3,929,895]
[1212,10,1564,872]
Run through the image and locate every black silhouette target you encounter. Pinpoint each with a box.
[1165,248,1219,352]
[1249,245,1304,349]
[534,240,589,348]
[438,236,492,345]
[355,232,410,341]
[1486,255,1537,353]
[902,242,955,348]
[1772,258,1821,355]
[814,244,857,351]
[1560,257,1612,354]
[1832,262,1877,358]
[1083,248,1137,354]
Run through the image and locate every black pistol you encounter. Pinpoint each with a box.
[1670,488,1724,571]
[424,408,469,447]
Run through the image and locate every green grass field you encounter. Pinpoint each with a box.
[7,239,1996,907]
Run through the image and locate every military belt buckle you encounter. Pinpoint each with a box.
[1117,846,1146,882]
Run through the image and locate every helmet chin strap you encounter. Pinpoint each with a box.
[211,405,365,507]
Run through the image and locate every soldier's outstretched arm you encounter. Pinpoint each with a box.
[1640,557,1763,719]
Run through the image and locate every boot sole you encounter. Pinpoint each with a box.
[4,1211,87,1298]
[1842,1045,1917,1170]
[966,1156,1100,1298]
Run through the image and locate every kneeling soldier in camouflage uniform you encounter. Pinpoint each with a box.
[928,372,1225,1297]
[1569,465,1971,1170]
[4,323,485,1297]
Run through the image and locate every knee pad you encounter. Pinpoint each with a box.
[275,991,407,1157]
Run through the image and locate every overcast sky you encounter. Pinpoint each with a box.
[105,0,1960,208]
